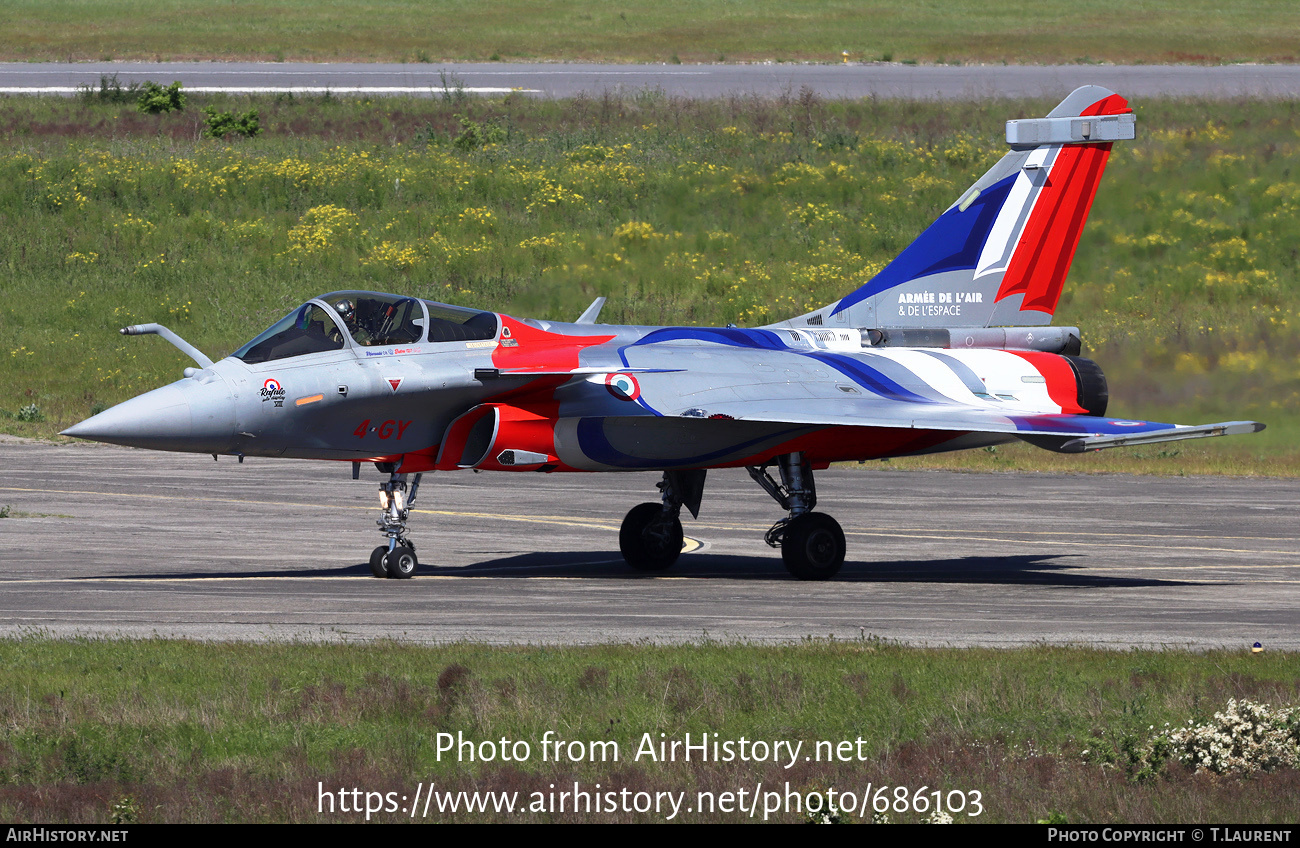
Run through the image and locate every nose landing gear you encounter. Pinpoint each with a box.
[370,471,422,578]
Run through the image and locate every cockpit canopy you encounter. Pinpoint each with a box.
[233,291,498,364]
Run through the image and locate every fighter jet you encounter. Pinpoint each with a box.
[63,86,1263,580]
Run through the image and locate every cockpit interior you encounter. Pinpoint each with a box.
[233,291,498,364]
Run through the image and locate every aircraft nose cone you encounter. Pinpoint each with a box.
[62,378,236,453]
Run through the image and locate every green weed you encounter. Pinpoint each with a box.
[201,106,261,139]
[452,113,506,150]
[109,797,139,825]
[136,81,185,115]
[78,74,138,104]
[439,70,468,105]
[16,404,44,423]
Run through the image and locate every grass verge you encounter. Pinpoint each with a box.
[0,637,1296,823]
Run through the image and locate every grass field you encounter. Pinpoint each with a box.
[0,89,1294,474]
[0,0,1297,65]
[0,638,1296,823]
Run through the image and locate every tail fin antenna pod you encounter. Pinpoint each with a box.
[771,86,1134,332]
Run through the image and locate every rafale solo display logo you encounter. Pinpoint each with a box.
[260,378,286,407]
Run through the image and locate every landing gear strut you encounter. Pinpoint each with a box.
[371,471,423,578]
[619,470,704,572]
[748,452,845,580]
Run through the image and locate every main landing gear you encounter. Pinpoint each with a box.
[619,469,704,572]
[748,453,846,580]
[616,453,846,580]
[369,470,423,579]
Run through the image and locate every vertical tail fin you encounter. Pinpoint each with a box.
[773,86,1134,331]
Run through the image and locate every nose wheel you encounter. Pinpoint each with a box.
[384,545,419,579]
[369,546,389,578]
[370,543,419,579]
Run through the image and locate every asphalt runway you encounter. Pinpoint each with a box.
[1,439,1296,648]
[1,61,1298,99]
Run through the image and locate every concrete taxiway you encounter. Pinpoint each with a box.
[1,440,1296,648]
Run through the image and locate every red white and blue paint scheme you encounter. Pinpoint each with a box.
[64,87,1263,580]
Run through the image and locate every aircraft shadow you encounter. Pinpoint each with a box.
[88,552,1197,588]
[83,563,382,580]
[432,551,1198,588]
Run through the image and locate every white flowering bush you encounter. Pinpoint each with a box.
[1165,699,1300,775]
[804,798,844,824]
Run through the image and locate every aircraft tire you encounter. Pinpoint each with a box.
[385,546,418,579]
[369,546,390,578]
[781,513,845,580]
[620,502,683,572]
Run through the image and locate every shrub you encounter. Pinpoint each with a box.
[1166,699,1300,775]
[136,81,185,114]
[452,114,506,151]
[201,107,261,139]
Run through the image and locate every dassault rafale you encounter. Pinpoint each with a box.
[63,87,1263,580]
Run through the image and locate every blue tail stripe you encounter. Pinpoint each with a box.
[833,173,1019,315]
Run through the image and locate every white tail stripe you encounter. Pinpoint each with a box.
[974,147,1052,280]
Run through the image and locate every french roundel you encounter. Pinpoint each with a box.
[263,378,282,392]
[604,372,641,401]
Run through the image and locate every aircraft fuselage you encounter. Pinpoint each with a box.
[65,291,1110,475]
